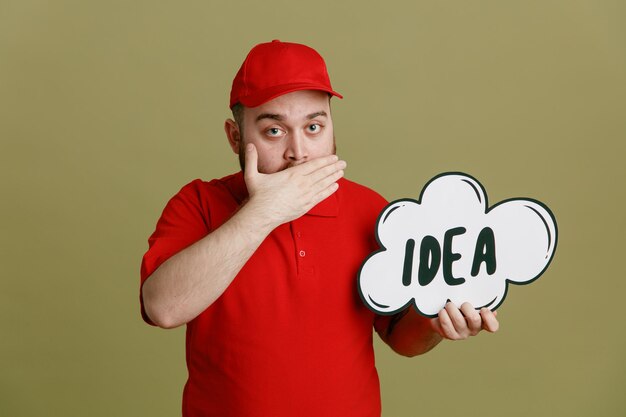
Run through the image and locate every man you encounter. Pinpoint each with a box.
[140,40,498,417]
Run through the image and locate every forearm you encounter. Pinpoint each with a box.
[379,309,443,357]
[142,200,277,328]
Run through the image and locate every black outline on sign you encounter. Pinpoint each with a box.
[357,171,559,318]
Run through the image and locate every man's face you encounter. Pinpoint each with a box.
[229,90,336,174]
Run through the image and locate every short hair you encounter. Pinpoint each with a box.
[231,103,244,131]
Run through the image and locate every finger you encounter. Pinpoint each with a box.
[300,164,345,208]
[445,302,469,338]
[438,307,460,340]
[430,317,444,337]
[292,154,340,175]
[310,167,345,197]
[460,302,482,336]
[308,182,340,207]
[480,308,500,333]
[243,143,259,179]
[307,159,347,184]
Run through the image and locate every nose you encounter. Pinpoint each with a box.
[285,132,307,163]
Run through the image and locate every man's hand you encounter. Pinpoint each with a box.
[431,302,499,340]
[243,143,346,227]
[378,302,500,357]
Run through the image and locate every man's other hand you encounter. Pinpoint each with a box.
[431,302,499,341]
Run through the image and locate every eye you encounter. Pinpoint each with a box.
[266,127,284,137]
[307,123,322,133]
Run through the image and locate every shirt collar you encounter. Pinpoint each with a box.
[225,171,339,218]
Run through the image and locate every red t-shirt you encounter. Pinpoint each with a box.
[140,172,390,417]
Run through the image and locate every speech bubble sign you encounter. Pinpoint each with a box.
[358,172,558,317]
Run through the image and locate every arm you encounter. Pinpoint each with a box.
[377,302,499,357]
[142,144,346,328]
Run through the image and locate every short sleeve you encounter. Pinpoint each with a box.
[139,179,211,324]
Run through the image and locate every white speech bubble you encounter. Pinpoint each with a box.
[358,172,558,317]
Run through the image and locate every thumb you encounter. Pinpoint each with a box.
[430,317,443,337]
[244,143,259,181]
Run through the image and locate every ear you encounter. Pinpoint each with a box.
[224,119,241,154]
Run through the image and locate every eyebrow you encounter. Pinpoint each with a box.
[306,111,328,119]
[255,111,328,122]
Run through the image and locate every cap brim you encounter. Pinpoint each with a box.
[235,83,343,108]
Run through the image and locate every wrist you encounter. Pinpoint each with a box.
[237,197,283,235]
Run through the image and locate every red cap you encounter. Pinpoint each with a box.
[229,40,343,109]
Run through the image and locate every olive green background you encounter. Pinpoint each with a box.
[2,1,625,416]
